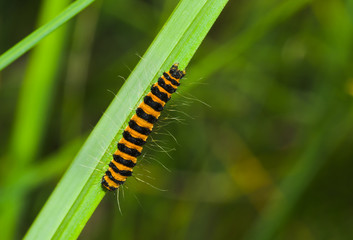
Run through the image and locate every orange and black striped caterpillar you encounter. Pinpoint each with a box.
[101,63,186,191]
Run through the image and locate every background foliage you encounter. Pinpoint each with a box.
[1,0,353,239]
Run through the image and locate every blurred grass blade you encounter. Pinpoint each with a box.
[0,0,70,239]
[243,1,353,238]
[244,102,353,240]
[9,0,70,167]
[189,0,311,80]
[8,137,83,192]
[60,4,101,142]
[0,0,94,71]
[24,0,229,239]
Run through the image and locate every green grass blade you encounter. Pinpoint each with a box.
[0,0,70,239]
[0,0,94,71]
[189,0,311,80]
[6,137,83,193]
[24,0,228,239]
[60,4,101,142]
[244,103,353,240]
[9,2,70,166]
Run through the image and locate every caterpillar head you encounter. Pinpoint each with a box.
[170,63,186,79]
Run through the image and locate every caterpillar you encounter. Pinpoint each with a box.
[101,63,186,191]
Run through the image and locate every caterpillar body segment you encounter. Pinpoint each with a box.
[101,63,186,191]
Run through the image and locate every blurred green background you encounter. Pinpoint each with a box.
[1,0,353,239]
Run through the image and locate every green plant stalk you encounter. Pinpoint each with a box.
[243,102,353,240]
[243,1,353,238]
[0,0,71,239]
[188,0,312,81]
[0,136,81,240]
[0,0,94,71]
[9,2,70,167]
[4,137,83,193]
[102,0,155,35]
[60,3,101,142]
[24,0,229,239]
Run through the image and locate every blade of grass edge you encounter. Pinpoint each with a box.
[0,0,95,71]
[0,0,71,239]
[24,0,228,239]
[243,102,353,240]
